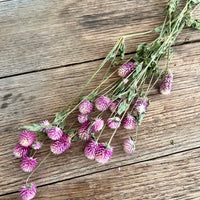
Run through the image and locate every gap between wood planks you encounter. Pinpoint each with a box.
[0,38,200,80]
[1,145,200,198]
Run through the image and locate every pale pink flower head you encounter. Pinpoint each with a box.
[20,182,36,200]
[13,143,30,158]
[84,140,98,160]
[123,137,135,154]
[32,141,42,150]
[160,70,173,95]
[92,118,104,132]
[19,130,35,147]
[78,113,89,124]
[107,117,121,129]
[20,157,37,173]
[122,113,136,130]
[118,62,137,78]
[78,121,92,141]
[50,134,71,155]
[47,127,63,140]
[79,100,93,114]
[41,120,50,133]
[95,143,114,164]
[133,98,147,114]
[95,95,111,111]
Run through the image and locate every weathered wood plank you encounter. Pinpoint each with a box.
[2,148,200,199]
[0,0,199,77]
[0,41,199,195]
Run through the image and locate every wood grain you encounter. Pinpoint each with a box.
[0,41,199,195]
[0,0,199,77]
[2,148,200,199]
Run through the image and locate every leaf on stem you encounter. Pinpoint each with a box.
[19,124,44,132]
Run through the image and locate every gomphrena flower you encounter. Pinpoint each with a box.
[118,62,137,78]
[95,95,111,111]
[20,182,36,200]
[20,157,37,173]
[50,134,71,155]
[133,98,147,114]
[41,120,50,133]
[78,113,89,124]
[84,140,98,160]
[78,121,93,141]
[122,113,136,130]
[13,143,30,158]
[160,70,173,95]
[95,143,114,164]
[79,100,93,114]
[107,117,121,129]
[47,127,63,140]
[32,141,42,150]
[123,137,135,154]
[19,130,35,147]
[109,99,121,114]
[92,118,104,132]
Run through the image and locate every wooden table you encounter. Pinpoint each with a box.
[0,0,200,199]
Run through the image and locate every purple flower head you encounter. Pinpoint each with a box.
[133,98,147,114]
[107,117,121,129]
[32,141,42,150]
[78,113,89,124]
[13,143,30,158]
[47,127,63,140]
[84,140,98,160]
[19,130,35,147]
[122,113,136,130]
[20,157,37,173]
[123,137,135,154]
[20,182,36,200]
[109,98,126,114]
[95,143,114,164]
[79,100,93,115]
[118,62,137,78]
[95,95,111,111]
[50,134,71,155]
[92,118,104,132]
[160,70,173,95]
[78,121,93,141]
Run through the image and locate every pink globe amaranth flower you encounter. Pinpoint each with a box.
[84,140,98,160]
[13,143,30,158]
[19,130,35,147]
[95,143,114,164]
[50,134,71,155]
[123,137,135,154]
[47,127,63,140]
[95,95,111,111]
[32,141,42,150]
[107,117,121,129]
[160,70,173,95]
[20,182,36,200]
[41,120,50,133]
[122,113,136,130]
[20,157,37,173]
[78,113,89,124]
[118,62,137,78]
[109,99,121,114]
[133,98,147,114]
[79,100,93,114]
[78,121,93,141]
[92,118,104,132]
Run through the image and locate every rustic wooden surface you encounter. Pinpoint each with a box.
[0,0,200,199]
